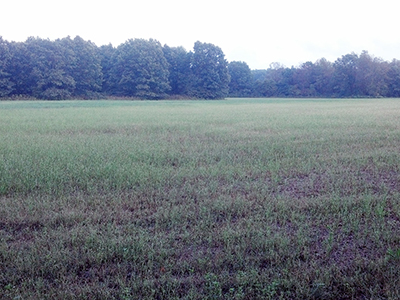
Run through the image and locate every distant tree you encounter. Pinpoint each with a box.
[8,37,75,99]
[162,45,192,96]
[289,59,334,97]
[4,34,400,100]
[274,67,296,97]
[356,51,389,97]
[387,59,400,97]
[293,61,317,97]
[251,69,268,82]
[269,62,286,70]
[69,36,103,97]
[228,61,253,97]
[252,66,285,97]
[0,37,14,97]
[189,41,230,99]
[313,58,334,97]
[55,36,77,84]
[109,39,170,99]
[252,77,277,97]
[98,43,116,94]
[332,52,359,97]
[7,41,34,96]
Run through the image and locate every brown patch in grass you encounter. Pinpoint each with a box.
[357,168,400,194]
[0,220,44,232]
[0,220,44,247]
[270,168,400,200]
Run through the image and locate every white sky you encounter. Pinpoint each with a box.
[1,0,399,69]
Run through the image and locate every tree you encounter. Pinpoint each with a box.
[228,61,253,97]
[293,61,317,97]
[270,66,295,97]
[251,66,288,97]
[162,45,192,96]
[387,59,400,97]
[109,39,170,99]
[251,69,268,82]
[0,37,14,97]
[98,43,116,94]
[69,36,103,97]
[313,58,334,97]
[7,37,75,99]
[332,52,359,97]
[7,41,33,96]
[356,51,388,97]
[189,41,230,99]
[252,77,277,97]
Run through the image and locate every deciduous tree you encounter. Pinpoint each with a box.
[8,37,75,99]
[162,45,192,96]
[332,52,359,97]
[356,51,388,97]
[98,43,116,94]
[109,39,170,99]
[0,37,14,97]
[228,61,253,97]
[387,59,400,97]
[313,58,334,97]
[69,36,103,97]
[189,41,230,99]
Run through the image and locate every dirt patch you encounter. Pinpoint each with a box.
[0,220,44,233]
[0,220,44,247]
[270,168,400,200]
[274,172,331,199]
[357,168,400,194]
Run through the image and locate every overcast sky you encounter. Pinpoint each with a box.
[1,0,399,69]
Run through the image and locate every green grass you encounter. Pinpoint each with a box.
[1,98,400,299]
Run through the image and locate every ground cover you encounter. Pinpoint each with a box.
[1,98,400,299]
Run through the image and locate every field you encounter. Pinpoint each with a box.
[1,98,400,299]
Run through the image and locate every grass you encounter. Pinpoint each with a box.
[1,98,400,299]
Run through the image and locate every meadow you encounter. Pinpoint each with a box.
[0,98,399,299]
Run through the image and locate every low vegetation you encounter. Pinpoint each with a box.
[1,99,400,299]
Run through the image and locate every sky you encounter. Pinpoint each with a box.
[1,0,399,70]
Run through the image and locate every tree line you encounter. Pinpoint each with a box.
[246,52,400,98]
[0,36,229,100]
[1,35,400,100]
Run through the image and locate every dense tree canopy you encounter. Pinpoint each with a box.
[228,61,252,97]
[162,45,192,96]
[1,35,400,99]
[98,43,116,94]
[387,59,400,97]
[108,39,170,99]
[67,36,103,98]
[251,51,400,98]
[0,37,13,97]
[190,41,230,99]
[9,37,76,99]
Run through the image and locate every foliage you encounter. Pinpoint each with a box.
[1,34,400,99]
[228,61,252,97]
[68,36,103,97]
[332,52,359,97]
[98,43,116,94]
[20,37,76,99]
[387,59,400,97]
[108,39,170,99]
[189,41,230,99]
[163,45,192,96]
[0,37,14,97]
